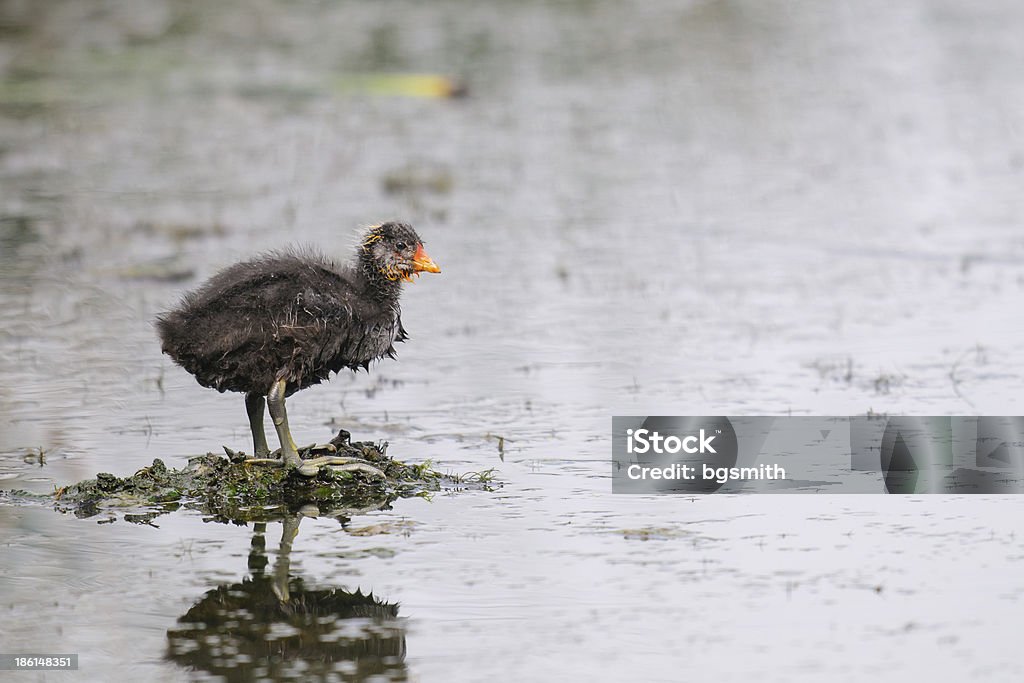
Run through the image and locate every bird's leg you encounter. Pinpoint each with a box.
[245,392,271,457]
[266,378,306,472]
[247,378,387,479]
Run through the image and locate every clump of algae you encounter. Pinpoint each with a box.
[50,431,447,524]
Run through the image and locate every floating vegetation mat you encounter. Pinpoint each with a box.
[3,431,496,525]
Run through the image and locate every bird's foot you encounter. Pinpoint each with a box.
[243,453,385,479]
[242,448,308,473]
[237,442,315,466]
[225,445,273,462]
[242,456,287,467]
[295,456,387,479]
[296,443,338,454]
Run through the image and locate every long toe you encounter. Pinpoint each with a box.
[295,461,320,477]
[244,457,286,467]
[296,456,387,479]
[227,446,271,462]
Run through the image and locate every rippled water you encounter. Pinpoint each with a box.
[2,1,1024,680]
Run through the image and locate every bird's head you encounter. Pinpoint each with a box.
[360,222,441,284]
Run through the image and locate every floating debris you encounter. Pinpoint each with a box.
[32,431,488,524]
[132,220,228,242]
[381,163,454,195]
[620,526,693,541]
[109,257,195,283]
[334,73,467,99]
[7,431,501,524]
[0,214,39,253]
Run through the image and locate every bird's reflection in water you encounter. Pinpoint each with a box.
[167,514,406,682]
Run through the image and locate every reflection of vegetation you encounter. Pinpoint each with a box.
[360,23,406,70]
[0,214,39,258]
[381,163,454,196]
[167,516,407,682]
[620,526,691,541]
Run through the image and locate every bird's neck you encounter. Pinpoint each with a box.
[357,249,403,306]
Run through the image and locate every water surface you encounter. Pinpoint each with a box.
[2,1,1024,680]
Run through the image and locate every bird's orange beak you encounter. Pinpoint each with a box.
[411,244,441,274]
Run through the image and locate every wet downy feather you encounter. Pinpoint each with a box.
[156,224,424,396]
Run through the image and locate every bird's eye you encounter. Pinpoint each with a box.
[396,241,407,250]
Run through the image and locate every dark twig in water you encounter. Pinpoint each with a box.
[485,433,511,461]
[23,446,46,466]
[949,344,985,408]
